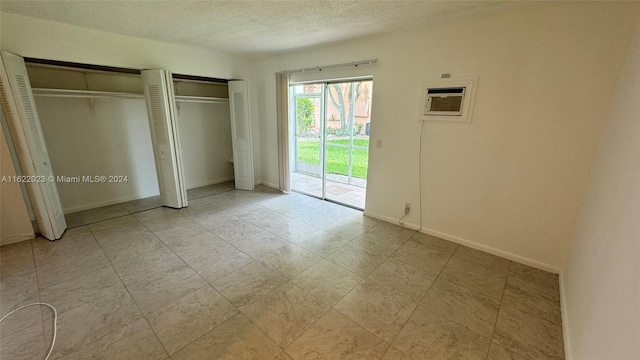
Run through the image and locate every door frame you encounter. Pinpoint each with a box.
[289,77,373,210]
[290,87,325,199]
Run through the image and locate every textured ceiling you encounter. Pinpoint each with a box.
[1,1,537,57]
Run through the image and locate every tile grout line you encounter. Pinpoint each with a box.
[86,219,172,359]
[168,201,306,358]
[242,279,334,360]
[26,186,558,360]
[0,236,48,354]
[59,191,407,358]
[132,208,254,357]
[65,182,236,229]
[485,260,513,360]
[131,212,212,358]
[282,208,511,356]
[386,234,511,358]
[0,244,33,261]
[17,187,357,360]
[320,230,420,359]
[378,234,460,359]
[202,195,389,358]
[389,238,506,305]
[35,222,167,359]
[28,241,51,358]
[146,207,275,357]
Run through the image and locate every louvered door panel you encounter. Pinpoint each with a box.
[228,80,254,190]
[0,51,66,239]
[141,69,187,208]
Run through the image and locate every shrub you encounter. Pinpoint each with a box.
[296,98,315,134]
[354,122,364,135]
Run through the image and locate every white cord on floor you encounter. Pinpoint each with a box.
[0,302,57,360]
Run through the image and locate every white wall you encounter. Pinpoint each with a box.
[561,10,640,360]
[178,102,234,189]
[257,2,639,271]
[35,96,159,213]
[0,117,34,245]
[0,12,262,184]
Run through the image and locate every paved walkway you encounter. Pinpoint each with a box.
[291,172,366,209]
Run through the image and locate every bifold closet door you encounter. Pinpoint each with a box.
[0,51,67,240]
[141,69,188,208]
[228,80,255,191]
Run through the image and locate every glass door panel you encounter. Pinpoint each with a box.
[323,80,372,209]
[291,84,324,198]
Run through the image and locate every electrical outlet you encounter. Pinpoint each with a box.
[404,202,411,214]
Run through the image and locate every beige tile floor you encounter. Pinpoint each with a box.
[291,172,367,209]
[0,185,564,360]
[64,181,237,228]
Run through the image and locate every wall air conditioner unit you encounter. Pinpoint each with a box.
[419,77,477,123]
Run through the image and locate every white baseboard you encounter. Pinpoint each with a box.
[187,176,234,190]
[363,210,561,274]
[187,176,235,189]
[63,192,160,214]
[0,233,35,246]
[260,181,280,190]
[64,177,237,214]
[559,271,572,360]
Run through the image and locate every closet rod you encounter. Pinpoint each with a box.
[173,74,228,84]
[32,88,144,99]
[25,57,140,75]
[275,59,377,75]
[175,95,229,104]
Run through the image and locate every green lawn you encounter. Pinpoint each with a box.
[296,138,369,178]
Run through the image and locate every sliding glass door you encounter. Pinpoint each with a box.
[290,79,372,210]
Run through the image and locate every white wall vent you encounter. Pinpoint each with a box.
[419,77,477,123]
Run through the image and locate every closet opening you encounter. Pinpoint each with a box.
[23,60,165,227]
[171,75,236,200]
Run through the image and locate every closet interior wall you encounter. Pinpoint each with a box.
[173,79,234,189]
[26,64,160,213]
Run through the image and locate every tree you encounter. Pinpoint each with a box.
[296,97,315,134]
[327,82,364,131]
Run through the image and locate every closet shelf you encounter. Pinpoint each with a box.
[175,95,229,104]
[31,89,229,105]
[32,88,144,99]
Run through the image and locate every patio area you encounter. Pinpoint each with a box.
[291,172,366,209]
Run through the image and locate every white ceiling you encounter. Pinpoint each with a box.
[1,1,537,57]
